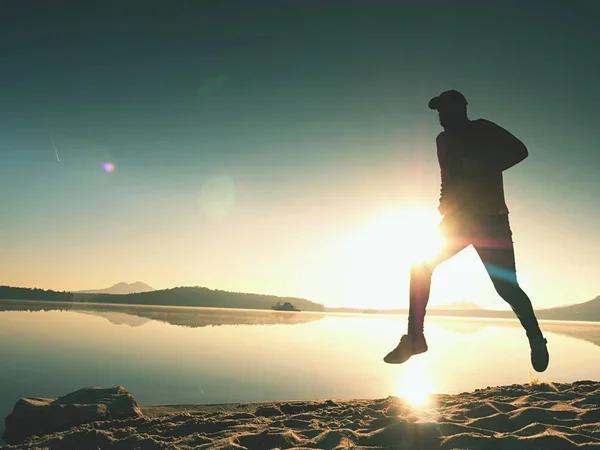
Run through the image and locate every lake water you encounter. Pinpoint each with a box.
[1,299,600,434]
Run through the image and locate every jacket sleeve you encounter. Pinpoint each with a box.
[478,119,528,171]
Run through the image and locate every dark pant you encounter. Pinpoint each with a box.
[407,213,543,339]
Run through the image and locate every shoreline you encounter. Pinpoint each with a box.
[4,298,600,326]
[5,381,600,449]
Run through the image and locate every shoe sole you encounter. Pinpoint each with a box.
[532,355,549,373]
[531,339,549,372]
[383,347,428,364]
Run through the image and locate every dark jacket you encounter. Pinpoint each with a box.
[436,119,528,219]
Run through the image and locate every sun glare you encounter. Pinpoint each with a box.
[369,208,443,265]
[342,207,443,268]
[396,358,434,407]
[339,207,444,309]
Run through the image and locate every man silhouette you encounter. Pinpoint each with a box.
[384,90,549,372]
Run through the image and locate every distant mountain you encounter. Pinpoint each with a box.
[76,282,154,295]
[74,286,325,312]
[435,294,600,322]
[326,294,600,322]
[537,295,600,321]
[1,284,598,321]
[1,285,325,312]
[0,286,73,302]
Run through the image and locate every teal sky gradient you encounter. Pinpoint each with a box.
[1,1,598,309]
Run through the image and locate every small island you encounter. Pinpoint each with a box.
[271,301,300,312]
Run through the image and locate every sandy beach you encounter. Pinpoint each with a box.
[3,380,599,449]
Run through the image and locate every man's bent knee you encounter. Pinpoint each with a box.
[493,279,526,302]
[411,260,435,277]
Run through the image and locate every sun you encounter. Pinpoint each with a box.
[343,207,443,267]
[338,207,444,309]
[369,208,443,265]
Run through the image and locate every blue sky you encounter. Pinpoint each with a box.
[1,1,598,309]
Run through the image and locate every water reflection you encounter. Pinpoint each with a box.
[0,300,325,328]
[434,316,600,349]
[1,300,600,428]
[1,300,599,349]
[396,357,434,406]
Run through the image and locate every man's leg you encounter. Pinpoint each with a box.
[472,215,542,338]
[384,221,468,364]
[472,214,549,372]
[406,258,452,338]
[407,219,470,338]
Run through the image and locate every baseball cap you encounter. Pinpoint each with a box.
[428,90,468,110]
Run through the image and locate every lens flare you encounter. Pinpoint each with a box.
[199,174,236,220]
[102,162,115,173]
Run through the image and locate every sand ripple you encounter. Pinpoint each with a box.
[6,381,600,449]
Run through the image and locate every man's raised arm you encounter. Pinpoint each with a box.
[479,119,529,171]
